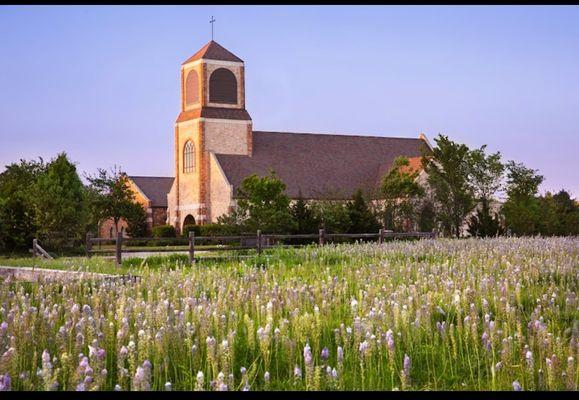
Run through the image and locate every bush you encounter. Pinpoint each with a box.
[181,224,201,238]
[199,223,241,237]
[152,225,176,238]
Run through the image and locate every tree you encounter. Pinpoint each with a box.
[346,189,381,233]
[535,190,579,236]
[423,135,474,237]
[86,167,140,236]
[502,161,543,236]
[380,156,425,231]
[124,202,149,237]
[551,190,579,236]
[311,200,351,234]
[32,153,87,243]
[290,195,319,233]
[465,146,504,237]
[467,201,503,237]
[0,158,46,252]
[234,171,295,233]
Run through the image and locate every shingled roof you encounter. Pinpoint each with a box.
[176,107,251,123]
[182,40,243,65]
[215,131,431,200]
[128,176,174,207]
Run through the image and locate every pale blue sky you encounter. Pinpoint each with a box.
[1,5,578,195]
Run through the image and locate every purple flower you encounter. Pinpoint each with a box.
[0,373,11,391]
[512,381,522,391]
[294,365,302,379]
[321,347,329,361]
[0,322,7,335]
[337,346,344,363]
[403,354,411,377]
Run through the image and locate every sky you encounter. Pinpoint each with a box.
[1,5,578,196]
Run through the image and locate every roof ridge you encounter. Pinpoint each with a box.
[253,130,423,141]
[182,40,243,65]
[129,175,174,179]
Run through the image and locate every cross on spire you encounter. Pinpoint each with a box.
[210,16,216,40]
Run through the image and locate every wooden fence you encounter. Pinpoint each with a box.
[86,229,437,266]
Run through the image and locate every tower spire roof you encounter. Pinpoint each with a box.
[182,40,243,65]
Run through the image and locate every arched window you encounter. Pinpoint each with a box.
[183,141,195,173]
[185,70,199,106]
[209,68,237,104]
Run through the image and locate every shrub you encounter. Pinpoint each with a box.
[181,224,201,238]
[152,224,176,238]
[199,223,241,237]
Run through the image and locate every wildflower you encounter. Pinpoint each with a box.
[304,343,312,366]
[321,347,329,361]
[337,346,344,363]
[165,382,172,391]
[403,354,411,377]
[264,371,270,382]
[114,384,121,391]
[359,340,369,356]
[512,381,522,391]
[294,365,302,379]
[0,373,11,391]
[240,367,247,376]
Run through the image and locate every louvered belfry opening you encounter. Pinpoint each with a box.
[209,68,237,104]
[185,70,199,105]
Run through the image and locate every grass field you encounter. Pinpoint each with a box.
[0,237,577,391]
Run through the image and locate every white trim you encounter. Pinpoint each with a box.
[177,117,251,127]
[181,59,243,69]
[419,133,434,151]
[203,118,251,125]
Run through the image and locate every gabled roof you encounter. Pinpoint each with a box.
[128,176,174,207]
[182,40,243,65]
[215,131,431,200]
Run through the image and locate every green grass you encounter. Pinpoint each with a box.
[0,237,577,391]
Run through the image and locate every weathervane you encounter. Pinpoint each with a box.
[210,16,216,40]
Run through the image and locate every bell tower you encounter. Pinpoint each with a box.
[167,41,252,231]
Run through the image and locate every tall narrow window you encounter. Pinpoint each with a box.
[183,141,195,173]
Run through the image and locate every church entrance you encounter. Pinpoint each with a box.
[183,214,196,226]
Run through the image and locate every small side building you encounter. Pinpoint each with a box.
[97,176,174,238]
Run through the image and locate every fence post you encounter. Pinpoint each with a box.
[256,230,262,255]
[189,231,195,264]
[32,238,38,258]
[115,234,122,267]
[86,232,93,258]
[378,228,384,244]
[319,228,325,246]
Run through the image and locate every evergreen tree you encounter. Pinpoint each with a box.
[311,200,351,234]
[125,202,149,237]
[467,201,503,237]
[347,189,381,233]
[290,195,319,233]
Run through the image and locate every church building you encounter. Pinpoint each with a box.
[100,40,432,237]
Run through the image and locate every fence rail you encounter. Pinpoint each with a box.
[85,229,437,267]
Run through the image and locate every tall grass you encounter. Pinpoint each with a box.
[0,237,577,391]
